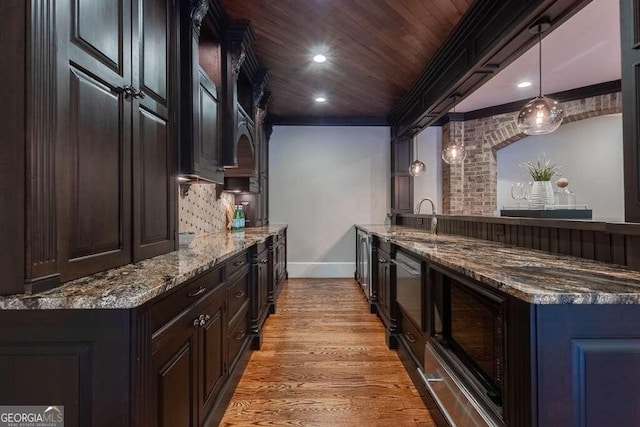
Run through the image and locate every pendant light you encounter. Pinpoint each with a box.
[409,135,426,176]
[517,20,564,135]
[442,95,467,165]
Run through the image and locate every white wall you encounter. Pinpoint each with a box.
[497,114,624,221]
[269,126,390,278]
[413,127,443,213]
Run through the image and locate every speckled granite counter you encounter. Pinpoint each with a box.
[0,225,287,310]
[357,224,640,304]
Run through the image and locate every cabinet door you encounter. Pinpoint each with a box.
[132,0,176,261]
[151,312,199,427]
[279,239,287,280]
[391,137,414,214]
[377,257,387,313]
[392,137,412,174]
[58,0,133,280]
[196,70,224,181]
[273,244,281,288]
[258,258,268,317]
[198,288,226,423]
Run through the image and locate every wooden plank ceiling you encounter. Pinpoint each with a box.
[221,0,474,121]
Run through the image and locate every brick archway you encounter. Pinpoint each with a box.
[442,93,622,215]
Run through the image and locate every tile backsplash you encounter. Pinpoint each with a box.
[178,183,234,234]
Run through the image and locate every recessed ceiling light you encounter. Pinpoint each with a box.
[517,81,532,88]
[315,96,326,103]
[313,54,327,63]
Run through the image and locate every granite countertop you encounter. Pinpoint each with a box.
[357,224,640,305]
[0,225,287,310]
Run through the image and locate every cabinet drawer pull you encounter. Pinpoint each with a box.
[234,290,246,299]
[405,332,417,343]
[261,259,268,264]
[378,258,386,264]
[233,260,244,267]
[235,331,246,340]
[188,286,206,297]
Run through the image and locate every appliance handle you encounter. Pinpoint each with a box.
[391,259,420,276]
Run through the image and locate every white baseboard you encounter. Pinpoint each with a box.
[287,262,355,278]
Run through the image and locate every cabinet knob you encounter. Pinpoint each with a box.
[119,85,145,99]
[193,314,205,328]
[120,85,135,98]
[201,314,211,326]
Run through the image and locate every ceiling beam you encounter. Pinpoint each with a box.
[388,0,592,139]
[267,115,389,127]
[433,80,621,125]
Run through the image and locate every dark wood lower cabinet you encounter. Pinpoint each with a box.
[0,242,286,426]
[374,241,397,349]
[251,244,270,349]
[197,288,226,424]
[151,309,199,427]
[370,238,640,426]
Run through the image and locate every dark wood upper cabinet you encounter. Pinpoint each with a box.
[133,0,177,262]
[621,0,640,222]
[57,0,134,281]
[179,6,225,185]
[391,137,414,214]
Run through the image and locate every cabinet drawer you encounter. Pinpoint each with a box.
[227,250,249,278]
[256,241,267,255]
[151,266,224,333]
[228,308,249,371]
[227,270,249,326]
[399,308,426,367]
[378,240,391,254]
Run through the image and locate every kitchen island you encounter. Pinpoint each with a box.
[0,226,287,427]
[357,224,640,426]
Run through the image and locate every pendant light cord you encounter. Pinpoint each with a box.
[453,95,457,141]
[538,26,542,98]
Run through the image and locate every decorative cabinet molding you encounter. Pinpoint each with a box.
[25,0,60,292]
[190,0,209,30]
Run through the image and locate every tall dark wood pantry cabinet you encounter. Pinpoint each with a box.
[0,0,178,293]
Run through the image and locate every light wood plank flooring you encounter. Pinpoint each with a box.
[220,278,436,426]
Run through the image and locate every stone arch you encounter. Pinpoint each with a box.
[443,92,622,215]
[485,93,622,152]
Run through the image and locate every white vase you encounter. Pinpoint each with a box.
[529,181,554,209]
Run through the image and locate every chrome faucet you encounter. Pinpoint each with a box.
[415,198,438,234]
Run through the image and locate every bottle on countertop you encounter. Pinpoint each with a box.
[232,205,241,231]
[238,205,245,229]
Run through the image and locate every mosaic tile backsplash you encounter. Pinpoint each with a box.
[179,183,234,234]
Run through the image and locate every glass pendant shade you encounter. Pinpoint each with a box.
[409,159,426,176]
[517,20,563,135]
[442,142,467,164]
[516,96,564,135]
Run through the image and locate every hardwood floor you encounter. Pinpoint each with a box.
[220,278,436,426]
